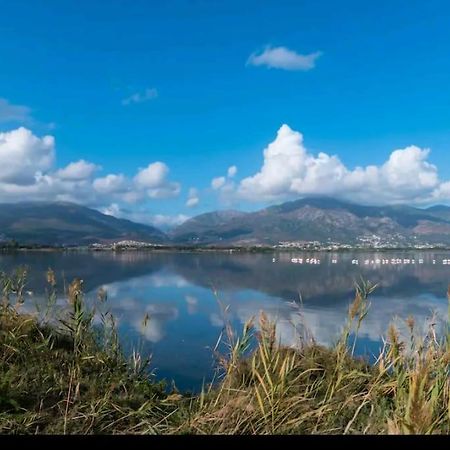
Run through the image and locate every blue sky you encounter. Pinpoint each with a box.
[1,0,450,227]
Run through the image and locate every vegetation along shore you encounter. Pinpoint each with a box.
[1,268,449,434]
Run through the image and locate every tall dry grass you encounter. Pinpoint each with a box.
[0,268,185,434]
[0,267,449,434]
[183,279,450,434]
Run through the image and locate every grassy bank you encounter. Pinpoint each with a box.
[1,268,449,434]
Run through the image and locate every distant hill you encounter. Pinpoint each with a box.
[2,198,450,248]
[424,205,450,221]
[0,202,167,246]
[170,210,249,243]
[170,197,450,246]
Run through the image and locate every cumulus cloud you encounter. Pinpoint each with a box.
[186,187,199,207]
[134,162,168,188]
[0,127,55,185]
[92,163,181,203]
[93,174,127,194]
[247,46,322,71]
[101,203,189,229]
[431,181,450,200]
[212,166,238,189]
[122,88,158,106]
[56,160,100,181]
[150,213,190,229]
[0,127,182,220]
[237,124,447,205]
[210,166,239,204]
[134,162,180,199]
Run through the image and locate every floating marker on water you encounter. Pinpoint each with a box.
[281,254,450,267]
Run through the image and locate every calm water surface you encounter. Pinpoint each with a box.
[1,250,449,391]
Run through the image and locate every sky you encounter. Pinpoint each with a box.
[1,0,450,228]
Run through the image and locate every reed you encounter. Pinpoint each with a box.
[0,268,449,434]
[0,268,184,434]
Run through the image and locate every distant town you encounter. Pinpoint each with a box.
[1,235,450,252]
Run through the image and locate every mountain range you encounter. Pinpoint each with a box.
[0,202,166,246]
[1,197,450,247]
[169,197,450,246]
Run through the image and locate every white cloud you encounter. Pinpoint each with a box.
[0,127,55,185]
[0,127,182,217]
[100,202,189,229]
[431,181,450,200]
[133,162,180,199]
[146,183,181,199]
[134,162,168,189]
[227,165,237,177]
[56,160,100,181]
[186,187,199,207]
[247,46,322,71]
[93,174,128,194]
[122,88,158,105]
[210,166,238,202]
[150,213,190,228]
[211,176,226,190]
[0,98,32,124]
[237,124,448,205]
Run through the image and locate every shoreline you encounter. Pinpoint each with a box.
[2,245,450,254]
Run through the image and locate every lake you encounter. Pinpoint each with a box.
[1,250,449,392]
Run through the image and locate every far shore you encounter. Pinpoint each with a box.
[2,244,450,253]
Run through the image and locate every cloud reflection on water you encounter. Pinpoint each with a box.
[3,250,450,390]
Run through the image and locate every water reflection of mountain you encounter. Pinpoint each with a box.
[167,252,450,305]
[0,251,174,293]
[4,250,449,391]
[1,251,450,305]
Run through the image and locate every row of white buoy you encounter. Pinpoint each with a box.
[290,258,321,264]
[353,258,450,265]
[271,257,450,265]
[354,258,425,265]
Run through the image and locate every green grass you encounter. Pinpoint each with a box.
[0,268,449,434]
